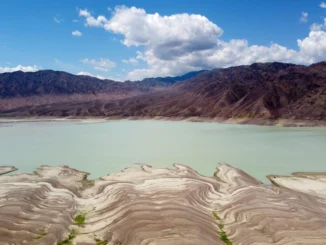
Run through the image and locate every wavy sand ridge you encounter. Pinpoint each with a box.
[0,164,326,245]
[0,166,17,175]
[0,166,89,245]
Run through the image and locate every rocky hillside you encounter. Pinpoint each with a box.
[0,70,204,110]
[1,62,326,122]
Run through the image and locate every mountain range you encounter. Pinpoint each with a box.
[0,62,325,123]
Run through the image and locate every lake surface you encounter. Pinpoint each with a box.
[1,120,326,182]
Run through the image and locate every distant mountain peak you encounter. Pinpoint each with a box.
[1,61,326,122]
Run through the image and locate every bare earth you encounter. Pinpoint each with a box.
[1,164,326,245]
[0,166,17,175]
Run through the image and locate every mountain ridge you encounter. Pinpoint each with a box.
[1,62,326,123]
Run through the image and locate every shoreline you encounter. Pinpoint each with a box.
[1,164,326,244]
[3,163,326,199]
[0,166,18,175]
[0,116,326,127]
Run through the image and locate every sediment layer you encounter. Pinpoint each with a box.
[0,166,17,175]
[1,164,326,245]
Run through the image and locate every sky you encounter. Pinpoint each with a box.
[1,0,326,81]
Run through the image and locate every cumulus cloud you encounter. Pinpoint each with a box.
[81,58,116,71]
[79,6,222,54]
[122,58,138,65]
[300,12,308,23]
[127,41,306,80]
[72,30,82,36]
[0,65,40,73]
[298,30,326,62]
[79,9,108,27]
[320,2,326,8]
[80,6,326,80]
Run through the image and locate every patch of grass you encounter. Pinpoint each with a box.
[94,238,108,245]
[74,213,86,226]
[212,211,233,245]
[57,229,77,245]
[212,211,221,221]
[219,230,232,245]
[81,179,95,190]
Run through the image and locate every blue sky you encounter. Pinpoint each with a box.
[1,0,326,81]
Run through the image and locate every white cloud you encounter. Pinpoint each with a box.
[53,16,63,24]
[77,71,103,78]
[122,58,138,65]
[310,17,326,31]
[79,6,222,52]
[297,29,326,63]
[80,6,326,80]
[81,58,116,72]
[79,9,108,27]
[79,9,91,17]
[77,71,121,81]
[300,12,308,23]
[77,71,92,76]
[320,2,326,8]
[126,41,306,80]
[54,17,60,23]
[72,30,82,36]
[73,19,79,23]
[0,65,40,73]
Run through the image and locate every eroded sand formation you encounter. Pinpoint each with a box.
[0,166,17,175]
[1,164,326,245]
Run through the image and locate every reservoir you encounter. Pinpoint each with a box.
[1,120,326,182]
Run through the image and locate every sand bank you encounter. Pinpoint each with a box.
[1,164,326,244]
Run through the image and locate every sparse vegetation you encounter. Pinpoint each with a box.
[81,179,95,190]
[219,230,232,245]
[212,211,221,220]
[74,213,86,226]
[212,211,233,245]
[34,228,47,240]
[94,238,108,245]
[57,229,77,245]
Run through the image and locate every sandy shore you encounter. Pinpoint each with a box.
[0,166,17,175]
[1,164,326,244]
[0,117,109,125]
[1,116,326,127]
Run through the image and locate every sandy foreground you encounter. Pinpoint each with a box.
[1,164,326,245]
[1,116,326,127]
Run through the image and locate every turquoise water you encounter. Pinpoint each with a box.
[1,120,326,182]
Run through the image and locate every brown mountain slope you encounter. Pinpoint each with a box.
[0,70,204,110]
[0,62,326,122]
